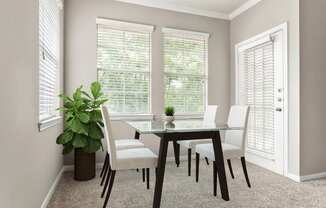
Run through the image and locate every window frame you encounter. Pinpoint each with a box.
[162,27,209,116]
[38,0,63,131]
[96,18,154,119]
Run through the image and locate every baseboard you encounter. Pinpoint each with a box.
[300,171,326,182]
[287,171,326,182]
[40,167,65,208]
[287,173,301,182]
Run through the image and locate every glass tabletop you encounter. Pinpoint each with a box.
[126,119,242,134]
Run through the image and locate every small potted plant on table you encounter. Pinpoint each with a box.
[56,82,107,181]
[164,106,175,123]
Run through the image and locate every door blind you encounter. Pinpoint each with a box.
[97,20,153,114]
[39,0,60,121]
[239,40,275,157]
[163,28,208,114]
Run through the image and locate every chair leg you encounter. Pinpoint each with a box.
[100,153,109,178]
[146,168,150,189]
[103,170,116,208]
[100,154,110,186]
[227,159,235,179]
[241,157,251,188]
[101,166,112,198]
[196,153,200,182]
[142,168,145,182]
[173,141,180,167]
[213,161,217,196]
[205,157,210,165]
[188,148,192,176]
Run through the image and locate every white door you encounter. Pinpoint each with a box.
[236,23,288,175]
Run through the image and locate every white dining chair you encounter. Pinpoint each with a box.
[177,105,218,176]
[195,105,251,195]
[101,106,158,208]
[100,130,145,186]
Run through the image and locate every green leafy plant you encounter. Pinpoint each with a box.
[56,82,108,155]
[165,106,175,116]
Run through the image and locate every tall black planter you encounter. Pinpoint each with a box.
[74,148,96,181]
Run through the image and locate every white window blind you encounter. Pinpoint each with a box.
[39,0,61,122]
[163,28,209,114]
[238,40,275,156]
[97,19,153,114]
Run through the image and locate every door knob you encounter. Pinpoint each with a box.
[276,108,282,112]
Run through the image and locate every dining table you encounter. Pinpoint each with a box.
[126,119,239,208]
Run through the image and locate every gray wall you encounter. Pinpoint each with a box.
[64,0,230,164]
[230,0,300,175]
[0,0,64,207]
[299,0,326,176]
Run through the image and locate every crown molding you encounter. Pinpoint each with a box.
[229,0,263,20]
[114,0,265,21]
[115,0,229,20]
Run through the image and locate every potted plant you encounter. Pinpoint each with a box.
[164,106,175,123]
[56,82,107,181]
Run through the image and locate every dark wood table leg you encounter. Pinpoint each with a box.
[172,141,180,167]
[211,131,229,201]
[153,135,169,208]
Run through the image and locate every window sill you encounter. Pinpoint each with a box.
[110,114,154,121]
[160,113,204,120]
[38,116,62,132]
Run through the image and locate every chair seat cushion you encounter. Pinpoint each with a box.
[115,139,144,150]
[196,143,243,161]
[177,139,212,149]
[115,148,158,170]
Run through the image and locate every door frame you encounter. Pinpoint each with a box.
[234,22,288,176]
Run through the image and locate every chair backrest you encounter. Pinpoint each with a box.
[224,105,250,153]
[203,105,218,124]
[101,105,118,170]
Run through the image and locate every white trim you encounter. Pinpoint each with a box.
[114,0,229,20]
[162,27,210,40]
[56,0,64,10]
[38,116,62,132]
[114,0,265,20]
[96,18,155,33]
[229,0,264,20]
[110,114,154,121]
[287,173,301,182]
[40,167,64,208]
[300,172,326,182]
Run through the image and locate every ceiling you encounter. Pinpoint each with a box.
[114,0,263,20]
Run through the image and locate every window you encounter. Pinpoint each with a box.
[38,0,62,129]
[163,28,209,114]
[97,19,154,115]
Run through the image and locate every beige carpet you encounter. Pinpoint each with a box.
[47,160,326,208]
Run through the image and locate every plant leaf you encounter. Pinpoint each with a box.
[73,86,83,100]
[70,118,88,135]
[90,110,102,122]
[89,122,103,139]
[72,134,88,148]
[63,143,73,155]
[78,112,90,123]
[91,82,101,99]
[56,131,74,144]
[83,139,102,153]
